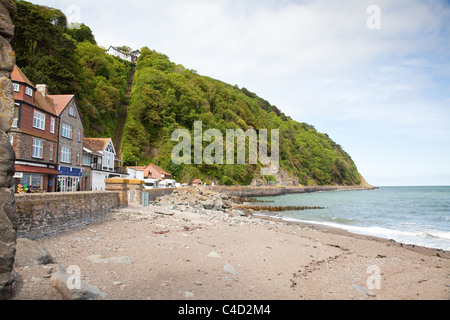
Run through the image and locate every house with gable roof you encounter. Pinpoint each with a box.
[106,46,140,63]
[82,138,123,191]
[127,163,171,182]
[10,65,61,192]
[49,94,85,192]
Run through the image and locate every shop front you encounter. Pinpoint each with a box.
[14,164,61,193]
[57,166,83,192]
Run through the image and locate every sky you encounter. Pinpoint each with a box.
[31,0,450,186]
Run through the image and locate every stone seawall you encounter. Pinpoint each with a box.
[143,187,191,202]
[15,192,120,240]
[206,185,376,197]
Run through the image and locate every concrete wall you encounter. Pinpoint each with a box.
[15,191,120,240]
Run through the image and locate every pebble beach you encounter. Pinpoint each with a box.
[12,188,450,300]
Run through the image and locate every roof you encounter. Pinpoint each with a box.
[11,65,80,118]
[127,166,146,172]
[11,65,35,88]
[128,163,171,180]
[15,165,61,176]
[147,163,171,176]
[193,179,202,183]
[12,65,57,115]
[34,90,57,115]
[84,138,113,154]
[48,94,75,115]
[83,143,102,156]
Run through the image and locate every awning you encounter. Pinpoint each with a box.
[14,165,61,176]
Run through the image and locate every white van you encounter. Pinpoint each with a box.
[159,179,176,188]
[143,179,159,189]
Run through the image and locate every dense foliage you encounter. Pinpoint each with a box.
[123,48,364,186]
[12,1,365,186]
[11,0,131,138]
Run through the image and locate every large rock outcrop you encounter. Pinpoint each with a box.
[0,0,17,300]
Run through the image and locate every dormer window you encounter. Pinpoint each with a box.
[26,86,33,97]
[13,83,20,92]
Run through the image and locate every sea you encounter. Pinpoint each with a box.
[251,186,450,251]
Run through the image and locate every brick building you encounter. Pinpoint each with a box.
[127,163,171,181]
[50,94,85,192]
[10,65,124,193]
[10,66,61,192]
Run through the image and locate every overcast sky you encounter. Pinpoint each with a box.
[31,0,450,186]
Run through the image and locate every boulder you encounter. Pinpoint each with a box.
[0,0,17,300]
[51,271,105,300]
[14,238,53,268]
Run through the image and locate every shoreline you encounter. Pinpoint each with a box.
[11,187,450,300]
[252,213,450,259]
[232,185,449,255]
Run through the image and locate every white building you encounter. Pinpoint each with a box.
[82,138,123,191]
[127,167,145,180]
[106,46,140,63]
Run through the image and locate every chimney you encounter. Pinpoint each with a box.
[36,84,48,97]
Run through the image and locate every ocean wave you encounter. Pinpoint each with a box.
[420,231,450,241]
[280,217,450,251]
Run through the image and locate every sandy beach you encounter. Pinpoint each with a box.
[12,192,450,300]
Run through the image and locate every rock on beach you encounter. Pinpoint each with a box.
[14,238,53,268]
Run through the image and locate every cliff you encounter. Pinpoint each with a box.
[122,48,368,187]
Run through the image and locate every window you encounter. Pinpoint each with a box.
[76,152,80,166]
[33,111,45,130]
[9,134,13,146]
[82,153,91,166]
[61,146,71,164]
[20,174,43,191]
[50,143,53,161]
[26,86,33,97]
[32,139,43,159]
[77,130,81,142]
[69,106,75,117]
[57,176,79,192]
[50,117,55,134]
[62,124,72,139]
[12,104,18,128]
[13,83,20,92]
